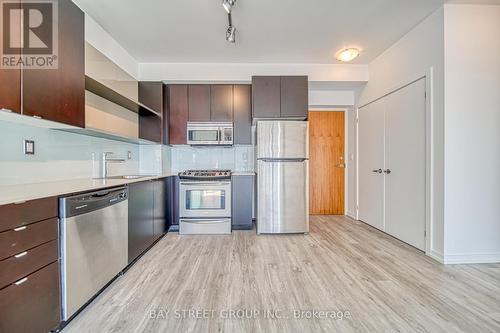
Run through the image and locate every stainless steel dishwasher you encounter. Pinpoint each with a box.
[59,186,128,321]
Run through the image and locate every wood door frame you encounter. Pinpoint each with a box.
[356,69,434,261]
[309,108,349,215]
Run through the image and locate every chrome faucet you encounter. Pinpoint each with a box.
[101,152,125,178]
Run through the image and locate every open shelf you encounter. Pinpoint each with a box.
[85,76,162,117]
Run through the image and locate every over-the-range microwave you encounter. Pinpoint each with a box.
[187,122,233,146]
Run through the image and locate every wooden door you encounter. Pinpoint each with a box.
[281,76,308,118]
[252,76,280,118]
[188,85,210,121]
[233,84,252,144]
[22,0,85,127]
[167,85,188,144]
[358,100,385,230]
[210,85,233,121]
[309,111,345,215]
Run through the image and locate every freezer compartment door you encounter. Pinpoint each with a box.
[257,121,309,159]
[257,160,309,233]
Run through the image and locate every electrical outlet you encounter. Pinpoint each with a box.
[127,151,132,159]
[24,140,35,155]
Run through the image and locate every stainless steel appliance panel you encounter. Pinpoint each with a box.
[187,122,233,145]
[179,218,231,235]
[179,181,232,218]
[60,188,128,320]
[257,160,309,233]
[257,121,309,159]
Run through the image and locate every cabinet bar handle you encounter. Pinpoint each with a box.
[14,251,28,258]
[14,277,28,285]
[13,226,27,232]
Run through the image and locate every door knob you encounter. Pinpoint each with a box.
[372,169,382,173]
[384,169,392,174]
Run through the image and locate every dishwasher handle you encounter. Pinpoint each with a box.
[60,187,128,218]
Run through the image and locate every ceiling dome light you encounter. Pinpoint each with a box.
[226,25,236,43]
[222,0,236,13]
[336,48,360,62]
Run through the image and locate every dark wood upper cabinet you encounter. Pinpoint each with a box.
[280,76,308,118]
[22,0,85,127]
[162,84,170,145]
[210,85,233,122]
[138,82,163,143]
[0,69,21,114]
[168,85,188,145]
[233,85,252,145]
[138,111,162,143]
[139,82,163,114]
[0,1,20,114]
[188,85,211,122]
[252,76,281,118]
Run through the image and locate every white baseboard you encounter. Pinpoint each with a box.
[428,249,444,264]
[443,252,500,264]
[346,211,357,220]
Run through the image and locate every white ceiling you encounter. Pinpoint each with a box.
[74,0,453,64]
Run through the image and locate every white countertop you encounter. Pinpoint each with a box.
[0,173,177,206]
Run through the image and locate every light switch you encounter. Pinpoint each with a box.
[24,140,35,155]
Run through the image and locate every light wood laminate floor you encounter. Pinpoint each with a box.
[63,216,500,333]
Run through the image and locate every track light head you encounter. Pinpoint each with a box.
[226,25,236,43]
[222,0,236,13]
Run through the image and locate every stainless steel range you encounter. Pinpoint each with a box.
[178,170,232,234]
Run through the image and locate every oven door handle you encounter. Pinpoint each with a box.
[181,219,230,224]
[180,181,231,186]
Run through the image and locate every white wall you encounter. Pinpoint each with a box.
[346,108,357,218]
[84,14,139,79]
[139,63,368,83]
[358,8,445,259]
[443,4,500,263]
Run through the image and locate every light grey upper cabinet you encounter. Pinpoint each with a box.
[252,76,281,118]
[233,85,252,145]
[280,76,308,118]
[252,76,308,120]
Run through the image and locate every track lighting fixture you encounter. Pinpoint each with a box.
[222,0,237,43]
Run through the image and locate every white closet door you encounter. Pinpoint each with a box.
[358,99,385,230]
[384,78,426,250]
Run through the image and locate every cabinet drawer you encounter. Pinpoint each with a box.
[0,240,58,290]
[0,218,58,261]
[0,197,57,232]
[0,261,60,333]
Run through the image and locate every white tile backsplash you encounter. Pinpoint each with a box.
[0,121,165,185]
[0,120,252,186]
[170,145,254,172]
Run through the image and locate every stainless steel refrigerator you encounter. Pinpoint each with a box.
[257,121,309,234]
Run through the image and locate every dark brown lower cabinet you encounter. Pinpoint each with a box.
[128,181,155,263]
[0,261,60,333]
[128,179,168,263]
[153,179,166,238]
